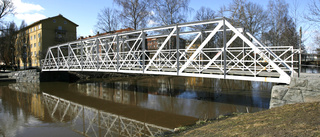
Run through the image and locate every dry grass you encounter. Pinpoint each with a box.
[173,102,320,137]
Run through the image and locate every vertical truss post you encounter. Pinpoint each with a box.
[176,24,180,75]
[142,30,146,73]
[48,49,51,69]
[68,44,70,69]
[96,39,99,70]
[80,40,84,70]
[57,47,60,69]
[116,34,119,72]
[201,30,204,67]
[254,50,256,76]
[223,18,227,79]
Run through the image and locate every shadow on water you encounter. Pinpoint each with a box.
[0,76,274,136]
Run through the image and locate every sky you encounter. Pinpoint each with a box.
[4,0,316,50]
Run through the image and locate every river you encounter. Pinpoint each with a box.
[0,76,273,136]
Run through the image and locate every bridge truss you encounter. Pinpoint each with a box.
[42,18,297,84]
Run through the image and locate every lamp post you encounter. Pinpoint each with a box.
[23,44,27,70]
[11,47,14,71]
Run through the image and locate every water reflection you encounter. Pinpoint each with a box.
[43,93,172,136]
[0,83,176,137]
[0,83,44,137]
[69,76,273,119]
[0,76,274,136]
[302,66,320,73]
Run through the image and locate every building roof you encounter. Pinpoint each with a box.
[81,28,134,39]
[24,14,78,29]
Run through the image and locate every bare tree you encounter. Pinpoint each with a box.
[223,0,268,37]
[262,0,299,47]
[0,21,17,67]
[150,0,192,26]
[0,0,14,26]
[192,7,218,48]
[95,7,119,33]
[113,0,150,30]
[16,20,29,69]
[314,31,320,49]
[305,0,320,23]
[194,6,216,21]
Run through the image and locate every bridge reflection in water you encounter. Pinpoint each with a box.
[68,76,272,119]
[42,93,172,137]
[3,83,173,137]
[1,76,273,136]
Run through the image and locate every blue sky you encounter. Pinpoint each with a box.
[4,0,315,50]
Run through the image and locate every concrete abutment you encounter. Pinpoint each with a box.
[270,73,320,108]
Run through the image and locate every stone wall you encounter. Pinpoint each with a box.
[9,69,40,83]
[270,73,320,108]
[8,83,40,93]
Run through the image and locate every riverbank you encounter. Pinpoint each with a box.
[171,102,320,136]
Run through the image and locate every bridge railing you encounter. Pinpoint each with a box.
[42,18,297,84]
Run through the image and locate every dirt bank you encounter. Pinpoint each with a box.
[172,102,320,137]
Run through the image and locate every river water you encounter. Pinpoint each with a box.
[0,76,273,136]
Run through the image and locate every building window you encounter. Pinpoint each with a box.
[34,35,36,39]
[34,43,36,47]
[30,36,32,40]
[38,42,41,47]
[58,26,62,30]
[30,28,32,32]
[31,52,33,56]
[34,51,36,56]
[53,19,56,23]
[38,25,41,29]
[34,27,36,31]
[38,33,41,38]
[64,21,67,24]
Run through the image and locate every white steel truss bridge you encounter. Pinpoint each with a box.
[42,18,297,84]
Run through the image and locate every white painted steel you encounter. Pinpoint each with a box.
[42,18,297,84]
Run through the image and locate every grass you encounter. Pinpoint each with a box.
[169,102,320,137]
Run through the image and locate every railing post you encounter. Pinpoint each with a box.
[223,18,227,79]
[176,24,180,75]
[142,30,146,73]
[116,34,119,72]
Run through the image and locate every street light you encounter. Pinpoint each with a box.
[23,44,27,70]
[11,47,14,71]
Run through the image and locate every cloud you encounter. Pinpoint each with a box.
[15,13,46,24]
[148,20,159,26]
[12,0,46,24]
[12,0,44,13]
